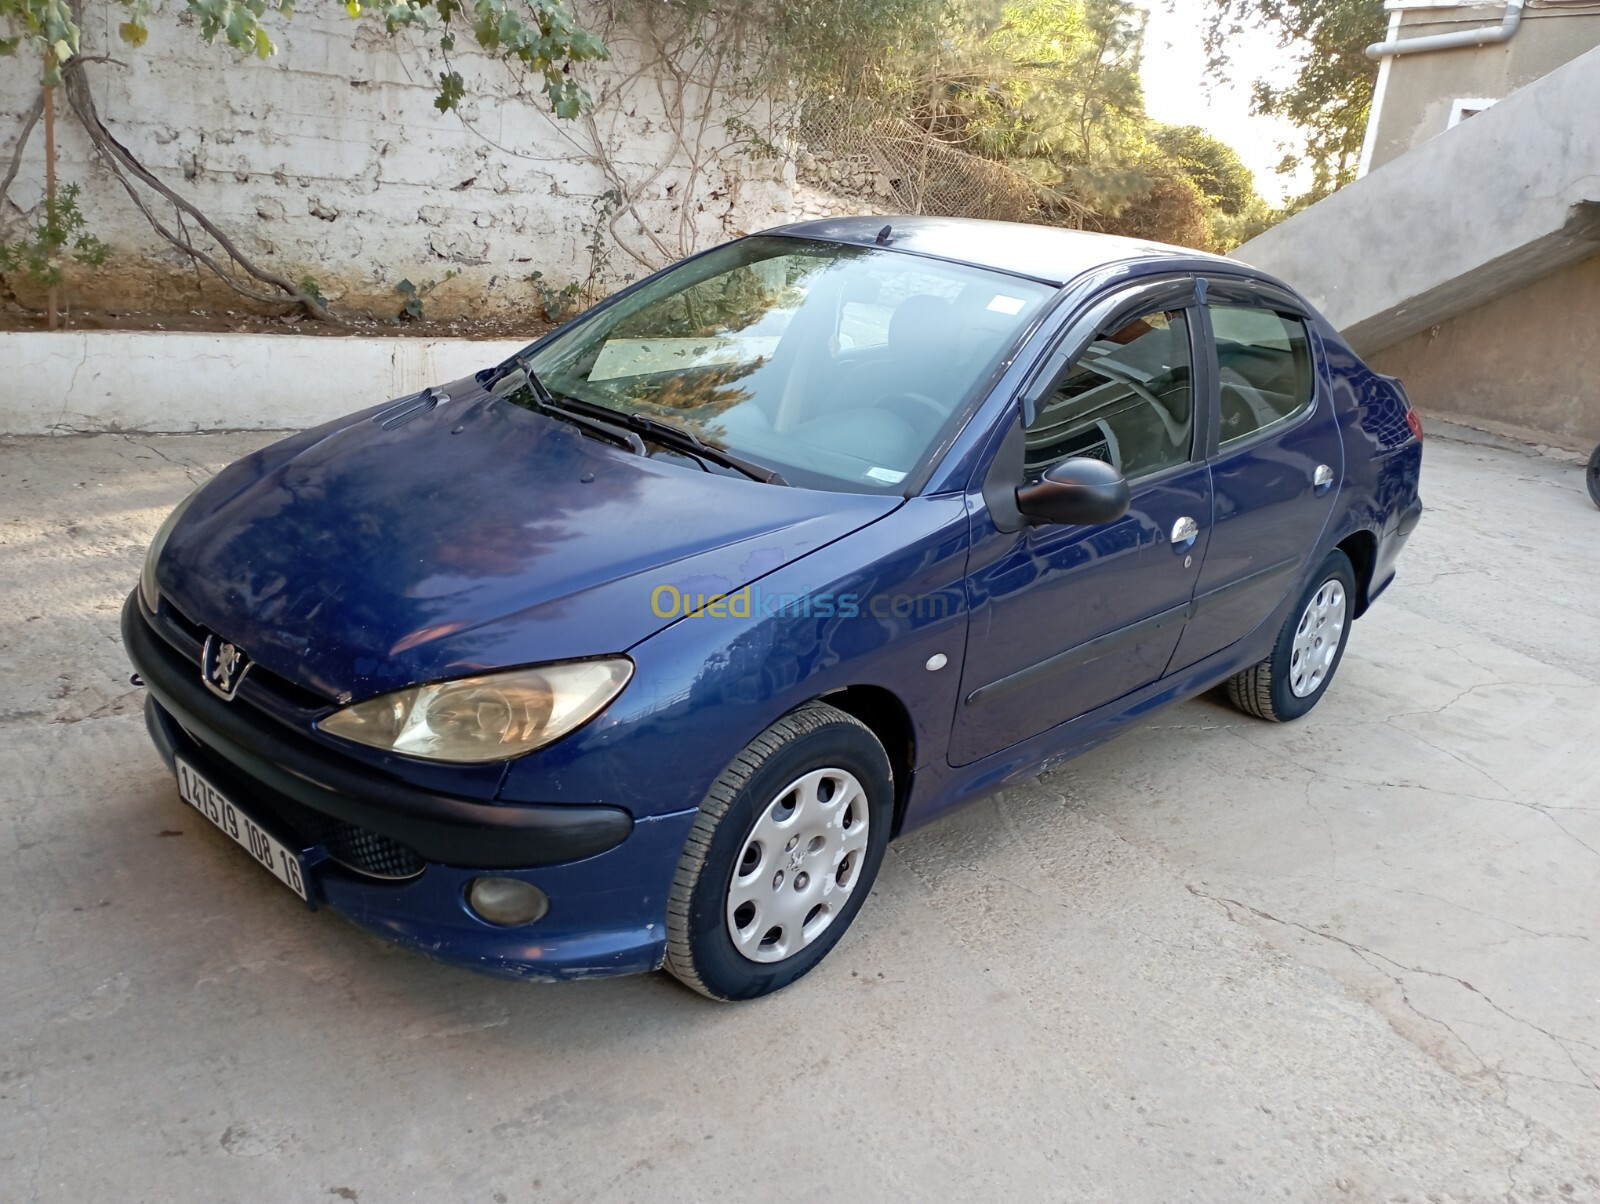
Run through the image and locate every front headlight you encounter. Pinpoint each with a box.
[318,659,634,763]
[140,488,201,612]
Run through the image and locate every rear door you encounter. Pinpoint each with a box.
[1167,277,1344,673]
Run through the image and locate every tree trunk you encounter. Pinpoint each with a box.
[43,54,58,329]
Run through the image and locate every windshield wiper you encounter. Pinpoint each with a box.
[487,353,786,485]
[488,354,646,456]
[619,413,790,486]
[542,399,648,457]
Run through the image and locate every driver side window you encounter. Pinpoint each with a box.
[1024,309,1195,483]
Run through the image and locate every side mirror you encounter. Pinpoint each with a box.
[1015,457,1131,526]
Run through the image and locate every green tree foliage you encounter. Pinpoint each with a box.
[752,0,963,99]
[1151,122,1273,247]
[0,181,109,286]
[1200,0,1387,205]
[1153,124,1253,215]
[927,0,1146,178]
[892,0,1267,249]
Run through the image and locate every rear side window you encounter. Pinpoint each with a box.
[1210,305,1316,447]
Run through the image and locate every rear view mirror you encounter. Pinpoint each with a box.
[1015,458,1130,526]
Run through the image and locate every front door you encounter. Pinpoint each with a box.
[951,286,1212,767]
[1167,280,1345,673]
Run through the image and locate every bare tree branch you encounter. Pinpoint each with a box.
[0,93,45,215]
[61,59,341,321]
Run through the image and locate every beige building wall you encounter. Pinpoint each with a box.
[1366,1,1600,172]
[1367,252,1600,446]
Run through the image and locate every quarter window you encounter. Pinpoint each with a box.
[1025,309,1195,483]
[1210,305,1316,447]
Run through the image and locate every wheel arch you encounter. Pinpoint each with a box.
[1335,528,1379,617]
[818,685,917,837]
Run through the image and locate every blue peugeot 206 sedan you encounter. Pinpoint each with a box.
[124,217,1423,1000]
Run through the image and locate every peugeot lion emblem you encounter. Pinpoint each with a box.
[201,635,252,700]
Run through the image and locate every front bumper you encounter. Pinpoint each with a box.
[126,592,697,980]
[123,591,632,868]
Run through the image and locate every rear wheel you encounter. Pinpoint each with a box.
[1224,550,1355,723]
[1587,443,1600,510]
[664,702,893,1001]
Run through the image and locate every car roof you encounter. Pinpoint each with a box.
[764,215,1236,287]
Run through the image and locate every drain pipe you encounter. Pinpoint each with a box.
[1366,0,1525,59]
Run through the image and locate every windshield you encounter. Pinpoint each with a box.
[520,236,1054,493]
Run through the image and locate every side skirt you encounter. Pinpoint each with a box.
[898,596,1291,836]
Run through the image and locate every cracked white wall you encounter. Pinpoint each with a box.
[0,4,804,317]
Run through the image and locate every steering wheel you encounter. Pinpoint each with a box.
[1091,363,1186,447]
[873,390,948,433]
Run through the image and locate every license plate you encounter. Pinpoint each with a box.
[175,758,311,901]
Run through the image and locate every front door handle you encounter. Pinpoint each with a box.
[1170,516,1198,548]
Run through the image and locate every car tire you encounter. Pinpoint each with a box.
[663,701,893,1001]
[1223,549,1356,723]
[1586,442,1600,510]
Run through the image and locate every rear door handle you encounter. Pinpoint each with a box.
[1313,464,1335,494]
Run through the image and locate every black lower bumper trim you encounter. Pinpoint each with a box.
[145,698,424,880]
[123,591,633,869]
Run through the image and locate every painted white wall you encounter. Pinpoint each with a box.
[1,331,526,433]
[0,3,800,315]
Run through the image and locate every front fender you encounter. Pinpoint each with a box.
[496,495,973,817]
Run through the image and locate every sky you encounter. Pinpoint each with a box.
[1137,2,1311,204]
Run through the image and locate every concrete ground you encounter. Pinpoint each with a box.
[1,426,1596,1203]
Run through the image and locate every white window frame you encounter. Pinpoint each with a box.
[1448,97,1499,128]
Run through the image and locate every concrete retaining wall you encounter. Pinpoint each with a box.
[1,331,525,434]
[1368,253,1600,448]
[1232,44,1600,355]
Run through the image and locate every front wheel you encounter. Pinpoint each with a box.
[1223,550,1356,723]
[1587,443,1600,510]
[664,702,893,1001]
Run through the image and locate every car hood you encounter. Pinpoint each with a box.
[159,378,899,701]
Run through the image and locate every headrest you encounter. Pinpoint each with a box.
[888,295,953,348]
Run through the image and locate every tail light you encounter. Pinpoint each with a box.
[1406,408,1425,442]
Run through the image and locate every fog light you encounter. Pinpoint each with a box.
[466,877,549,927]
